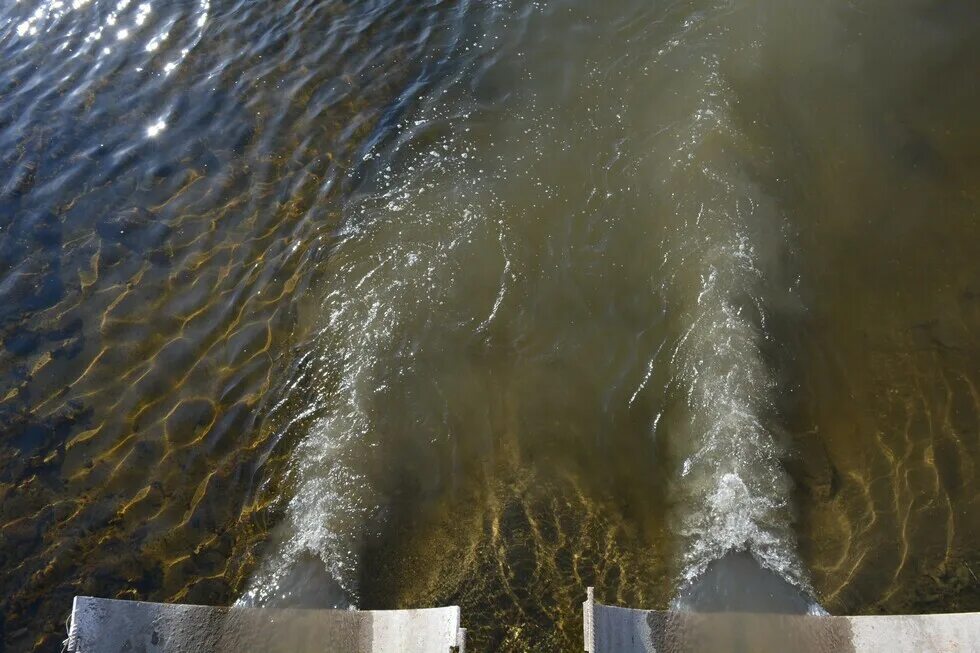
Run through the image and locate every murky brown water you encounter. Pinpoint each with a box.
[0,0,977,650]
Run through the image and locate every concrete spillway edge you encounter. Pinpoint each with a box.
[67,596,466,653]
[66,592,980,651]
[583,586,980,653]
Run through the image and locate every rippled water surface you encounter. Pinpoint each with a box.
[1,0,978,650]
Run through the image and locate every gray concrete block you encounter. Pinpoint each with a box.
[66,596,465,653]
[583,587,980,652]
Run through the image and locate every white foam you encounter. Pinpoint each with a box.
[240,114,507,606]
[650,49,812,596]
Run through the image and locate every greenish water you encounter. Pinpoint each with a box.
[0,0,977,650]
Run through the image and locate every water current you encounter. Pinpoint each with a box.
[0,0,978,650]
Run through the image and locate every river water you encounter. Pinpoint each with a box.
[0,0,978,650]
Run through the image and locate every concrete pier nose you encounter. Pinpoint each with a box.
[66,596,466,653]
[584,587,980,653]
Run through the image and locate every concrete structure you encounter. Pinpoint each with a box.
[65,590,980,651]
[583,587,980,652]
[66,596,466,653]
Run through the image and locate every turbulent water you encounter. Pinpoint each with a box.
[0,0,978,650]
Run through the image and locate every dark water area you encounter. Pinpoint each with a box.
[0,0,978,650]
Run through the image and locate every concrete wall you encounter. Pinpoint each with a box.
[583,587,980,653]
[66,596,465,653]
[66,591,980,651]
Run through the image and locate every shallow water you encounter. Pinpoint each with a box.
[0,0,978,650]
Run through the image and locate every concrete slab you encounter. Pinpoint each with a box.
[66,596,466,653]
[583,587,980,652]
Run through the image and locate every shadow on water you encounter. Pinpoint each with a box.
[675,552,817,614]
[658,553,851,653]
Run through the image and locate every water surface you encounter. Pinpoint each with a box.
[0,0,978,650]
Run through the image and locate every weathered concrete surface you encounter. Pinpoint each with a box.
[584,587,980,652]
[67,596,465,653]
